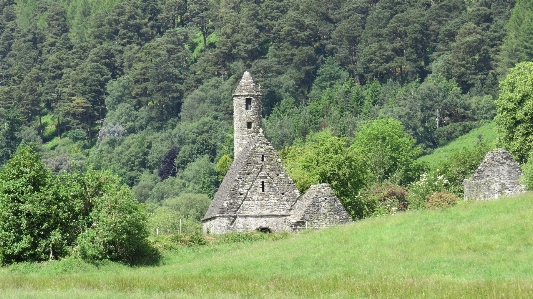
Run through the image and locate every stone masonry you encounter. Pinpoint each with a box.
[202,72,353,234]
[463,149,525,200]
[289,183,353,230]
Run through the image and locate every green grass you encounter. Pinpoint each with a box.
[2,193,533,298]
[419,121,497,167]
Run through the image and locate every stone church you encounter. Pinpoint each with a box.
[202,72,352,234]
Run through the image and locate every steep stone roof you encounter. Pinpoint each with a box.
[469,149,522,180]
[289,183,352,227]
[233,71,261,96]
[464,148,526,200]
[203,132,300,221]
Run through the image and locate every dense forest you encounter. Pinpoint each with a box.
[2,0,533,263]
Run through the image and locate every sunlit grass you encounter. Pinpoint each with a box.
[419,121,497,167]
[2,193,533,298]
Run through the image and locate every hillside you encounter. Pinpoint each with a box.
[418,121,497,167]
[2,193,533,298]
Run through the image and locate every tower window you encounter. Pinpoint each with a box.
[245,98,252,110]
[261,181,265,192]
[247,122,252,129]
[261,155,265,162]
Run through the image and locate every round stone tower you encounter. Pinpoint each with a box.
[233,71,262,158]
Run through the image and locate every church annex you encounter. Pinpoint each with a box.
[202,72,352,234]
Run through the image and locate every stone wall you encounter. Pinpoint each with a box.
[463,149,525,200]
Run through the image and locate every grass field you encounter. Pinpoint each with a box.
[419,121,498,167]
[2,193,533,298]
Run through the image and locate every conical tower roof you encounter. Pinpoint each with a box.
[233,71,261,96]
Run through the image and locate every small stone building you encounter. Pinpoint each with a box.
[463,149,526,200]
[288,183,353,231]
[202,72,352,234]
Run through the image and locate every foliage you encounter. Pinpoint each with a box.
[425,192,460,210]
[170,231,207,247]
[148,207,202,236]
[215,154,232,181]
[0,144,78,263]
[0,108,24,166]
[497,0,533,75]
[281,131,369,218]
[351,118,425,185]
[418,121,496,167]
[74,170,155,264]
[496,62,533,163]
[0,144,158,265]
[158,146,178,180]
[359,182,408,218]
[163,193,210,221]
[407,172,450,210]
[433,142,491,196]
[520,151,533,191]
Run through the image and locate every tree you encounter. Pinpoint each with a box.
[0,107,23,166]
[497,0,533,75]
[0,144,78,263]
[351,118,424,185]
[75,170,154,264]
[158,146,179,180]
[495,62,533,163]
[281,130,370,218]
[0,144,158,264]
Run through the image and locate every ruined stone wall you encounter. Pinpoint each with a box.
[464,149,525,200]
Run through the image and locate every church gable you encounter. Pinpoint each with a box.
[203,133,299,222]
[236,134,300,216]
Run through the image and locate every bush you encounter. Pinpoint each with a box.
[170,232,207,247]
[425,192,460,210]
[213,231,289,244]
[520,151,533,190]
[74,171,158,265]
[407,172,450,210]
[359,182,408,217]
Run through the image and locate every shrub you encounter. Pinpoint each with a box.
[425,192,460,210]
[170,232,207,247]
[520,151,533,190]
[359,182,408,217]
[407,172,450,209]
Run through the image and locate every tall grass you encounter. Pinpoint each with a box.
[2,193,533,298]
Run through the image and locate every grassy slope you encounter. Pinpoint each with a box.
[419,122,498,167]
[2,193,533,298]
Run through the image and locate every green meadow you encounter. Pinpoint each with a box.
[2,192,533,298]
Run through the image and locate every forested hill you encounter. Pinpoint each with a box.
[0,0,530,206]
